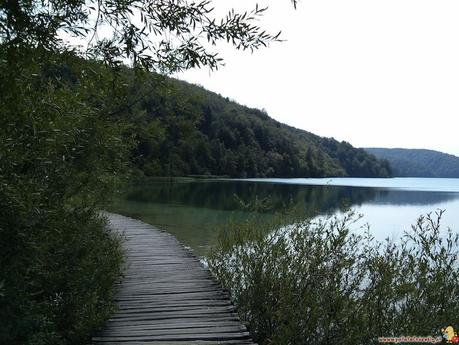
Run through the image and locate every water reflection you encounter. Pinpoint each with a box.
[110,178,459,256]
[124,180,378,214]
[366,190,459,206]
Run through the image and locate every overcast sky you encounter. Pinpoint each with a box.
[177,0,459,156]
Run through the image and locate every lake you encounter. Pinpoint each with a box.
[109,177,459,256]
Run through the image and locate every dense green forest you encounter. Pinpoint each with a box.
[124,74,392,178]
[365,148,459,178]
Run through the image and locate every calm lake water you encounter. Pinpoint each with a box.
[110,177,459,256]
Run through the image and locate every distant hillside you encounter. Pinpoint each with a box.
[364,148,459,177]
[123,73,392,178]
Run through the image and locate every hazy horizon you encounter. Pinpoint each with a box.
[177,0,459,157]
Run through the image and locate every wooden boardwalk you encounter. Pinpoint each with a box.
[92,213,255,345]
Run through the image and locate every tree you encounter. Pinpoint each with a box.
[0,1,298,344]
[1,0,298,71]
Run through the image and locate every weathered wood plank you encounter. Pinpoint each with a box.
[99,321,245,331]
[92,331,252,342]
[98,326,249,337]
[92,213,254,345]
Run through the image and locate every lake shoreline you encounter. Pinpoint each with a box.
[110,177,459,255]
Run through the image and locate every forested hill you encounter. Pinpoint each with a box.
[125,73,392,178]
[365,148,459,178]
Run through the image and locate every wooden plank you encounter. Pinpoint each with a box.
[102,316,241,328]
[115,301,232,309]
[98,326,248,337]
[92,213,254,345]
[92,332,251,341]
[99,321,245,331]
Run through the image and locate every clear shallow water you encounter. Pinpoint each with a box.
[110,177,459,256]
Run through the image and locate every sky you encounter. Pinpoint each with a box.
[177,0,459,157]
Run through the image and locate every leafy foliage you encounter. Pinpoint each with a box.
[123,76,393,178]
[1,0,299,343]
[1,0,288,72]
[366,148,459,178]
[0,49,128,344]
[208,210,459,345]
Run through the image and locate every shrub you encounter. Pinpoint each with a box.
[208,210,459,345]
[0,210,123,345]
[0,50,127,344]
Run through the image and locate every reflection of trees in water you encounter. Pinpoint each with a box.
[126,181,459,215]
[123,180,459,217]
[367,190,459,206]
[116,180,459,255]
[123,180,379,216]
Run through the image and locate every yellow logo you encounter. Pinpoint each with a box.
[442,326,459,343]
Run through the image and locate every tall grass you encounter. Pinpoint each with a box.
[208,210,459,345]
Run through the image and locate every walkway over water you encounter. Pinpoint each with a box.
[92,213,254,345]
